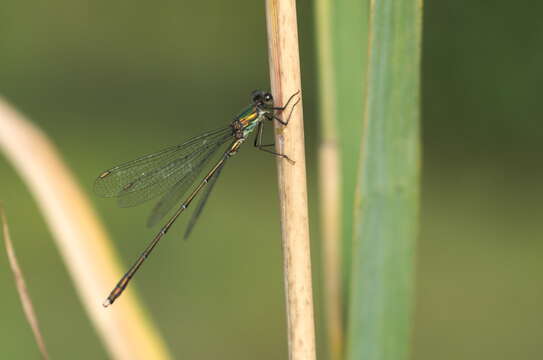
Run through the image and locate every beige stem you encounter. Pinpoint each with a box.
[319,142,342,360]
[2,209,50,360]
[265,1,317,359]
[315,0,343,357]
[0,98,171,360]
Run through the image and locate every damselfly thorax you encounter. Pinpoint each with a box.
[231,93,276,140]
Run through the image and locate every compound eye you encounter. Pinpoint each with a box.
[264,93,273,102]
[252,92,263,103]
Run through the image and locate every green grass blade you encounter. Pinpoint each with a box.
[346,0,422,359]
[333,0,370,322]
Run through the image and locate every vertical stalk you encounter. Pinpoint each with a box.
[315,0,343,358]
[265,1,316,359]
[334,0,370,309]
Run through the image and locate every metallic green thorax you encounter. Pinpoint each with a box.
[234,103,273,138]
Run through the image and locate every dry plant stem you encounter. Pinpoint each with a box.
[315,0,343,357]
[265,1,317,359]
[319,142,342,359]
[2,208,50,360]
[0,98,171,360]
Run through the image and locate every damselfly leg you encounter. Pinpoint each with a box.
[254,91,301,164]
[269,90,301,125]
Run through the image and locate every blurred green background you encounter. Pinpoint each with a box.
[0,1,541,359]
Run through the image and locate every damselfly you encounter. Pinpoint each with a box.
[95,90,300,307]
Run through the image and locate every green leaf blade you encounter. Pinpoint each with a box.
[346,1,422,359]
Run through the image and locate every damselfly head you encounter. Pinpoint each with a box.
[251,90,273,107]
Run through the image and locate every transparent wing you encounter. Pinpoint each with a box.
[117,136,229,209]
[146,142,230,228]
[183,157,227,239]
[94,127,232,207]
